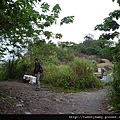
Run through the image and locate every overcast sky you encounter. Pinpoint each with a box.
[36,0,120,44]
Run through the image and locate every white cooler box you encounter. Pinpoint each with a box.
[23,75,36,84]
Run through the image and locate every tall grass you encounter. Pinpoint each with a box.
[0,58,32,81]
[0,59,17,81]
[43,65,71,88]
[42,57,103,91]
[0,57,103,92]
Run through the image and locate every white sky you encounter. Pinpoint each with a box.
[37,0,120,44]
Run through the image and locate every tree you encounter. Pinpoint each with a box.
[94,0,120,41]
[95,0,120,110]
[84,34,94,41]
[0,0,74,60]
[83,34,94,47]
[94,0,120,60]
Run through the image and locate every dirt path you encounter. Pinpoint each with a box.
[0,81,114,114]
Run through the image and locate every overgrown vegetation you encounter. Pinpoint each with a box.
[110,62,120,111]
[0,0,120,111]
[0,56,104,92]
[0,0,74,60]
[94,0,120,112]
[0,58,32,81]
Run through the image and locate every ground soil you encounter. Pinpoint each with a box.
[0,81,115,114]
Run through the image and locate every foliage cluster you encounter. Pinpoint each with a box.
[72,35,116,61]
[0,56,103,91]
[42,57,103,91]
[0,58,32,81]
[0,0,74,60]
[110,62,120,111]
[27,40,74,65]
[0,0,119,100]
[94,0,120,111]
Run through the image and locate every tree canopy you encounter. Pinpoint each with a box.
[94,0,120,61]
[94,0,120,111]
[0,0,74,60]
[94,0,120,41]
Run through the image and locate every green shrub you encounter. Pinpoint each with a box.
[68,57,103,89]
[43,65,71,89]
[0,59,17,81]
[42,57,103,91]
[0,57,103,92]
[111,62,120,111]
[0,58,32,81]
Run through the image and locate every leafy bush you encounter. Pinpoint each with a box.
[0,57,103,91]
[42,57,103,91]
[0,59,18,81]
[111,62,120,111]
[68,57,103,89]
[0,58,32,81]
[56,48,74,63]
[43,65,71,88]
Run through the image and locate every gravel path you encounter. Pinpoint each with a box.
[0,81,114,114]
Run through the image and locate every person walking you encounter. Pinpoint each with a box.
[34,58,41,90]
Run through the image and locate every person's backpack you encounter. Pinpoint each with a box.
[39,64,43,73]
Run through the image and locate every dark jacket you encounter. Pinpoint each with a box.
[34,62,40,74]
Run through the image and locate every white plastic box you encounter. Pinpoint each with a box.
[23,75,36,84]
